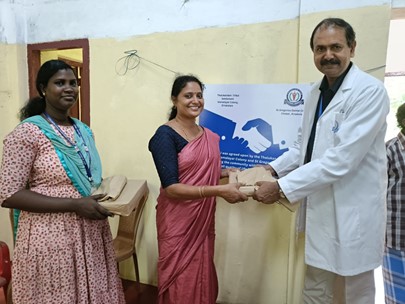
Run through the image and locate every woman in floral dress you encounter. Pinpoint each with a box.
[0,60,125,304]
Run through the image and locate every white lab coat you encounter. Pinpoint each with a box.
[271,64,390,276]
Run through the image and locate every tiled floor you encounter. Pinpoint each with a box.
[0,276,385,304]
[122,276,386,304]
[122,279,157,304]
[123,274,386,304]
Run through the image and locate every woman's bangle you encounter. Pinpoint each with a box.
[199,186,206,198]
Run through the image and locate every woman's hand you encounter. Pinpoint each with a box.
[219,183,248,204]
[2,190,113,218]
[72,194,113,220]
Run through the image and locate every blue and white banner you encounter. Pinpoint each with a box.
[199,84,310,169]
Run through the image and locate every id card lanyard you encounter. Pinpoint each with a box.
[318,96,324,118]
[44,112,94,186]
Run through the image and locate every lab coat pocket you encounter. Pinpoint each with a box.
[335,205,361,244]
[330,179,362,245]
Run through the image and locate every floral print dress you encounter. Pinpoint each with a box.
[0,122,125,304]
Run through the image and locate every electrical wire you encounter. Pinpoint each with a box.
[115,49,178,75]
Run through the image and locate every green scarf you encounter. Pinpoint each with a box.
[22,115,102,196]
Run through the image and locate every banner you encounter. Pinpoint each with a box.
[199,84,310,169]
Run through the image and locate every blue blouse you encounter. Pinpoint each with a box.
[148,125,188,188]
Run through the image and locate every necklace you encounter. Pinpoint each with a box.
[174,118,199,141]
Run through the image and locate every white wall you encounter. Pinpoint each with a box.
[393,0,405,7]
[0,0,398,44]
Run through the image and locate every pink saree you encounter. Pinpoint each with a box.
[156,128,221,304]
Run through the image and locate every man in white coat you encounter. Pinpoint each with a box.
[253,18,390,303]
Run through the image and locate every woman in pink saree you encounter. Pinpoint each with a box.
[149,75,248,304]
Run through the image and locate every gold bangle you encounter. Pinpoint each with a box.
[201,186,206,198]
[199,186,203,198]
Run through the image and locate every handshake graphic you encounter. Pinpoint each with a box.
[234,118,273,154]
[199,109,288,159]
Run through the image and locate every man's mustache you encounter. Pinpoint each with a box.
[321,59,340,66]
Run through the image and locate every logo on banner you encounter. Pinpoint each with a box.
[284,88,304,106]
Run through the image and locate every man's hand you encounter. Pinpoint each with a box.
[252,181,280,204]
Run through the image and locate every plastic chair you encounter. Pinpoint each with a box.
[113,185,148,287]
[6,209,15,304]
[0,241,11,304]
[0,277,12,304]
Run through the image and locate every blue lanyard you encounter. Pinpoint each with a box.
[318,96,323,118]
[44,112,93,184]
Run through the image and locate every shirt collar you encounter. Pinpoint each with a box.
[398,131,405,150]
[319,61,353,93]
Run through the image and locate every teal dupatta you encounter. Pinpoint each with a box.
[12,115,103,239]
[23,115,102,196]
